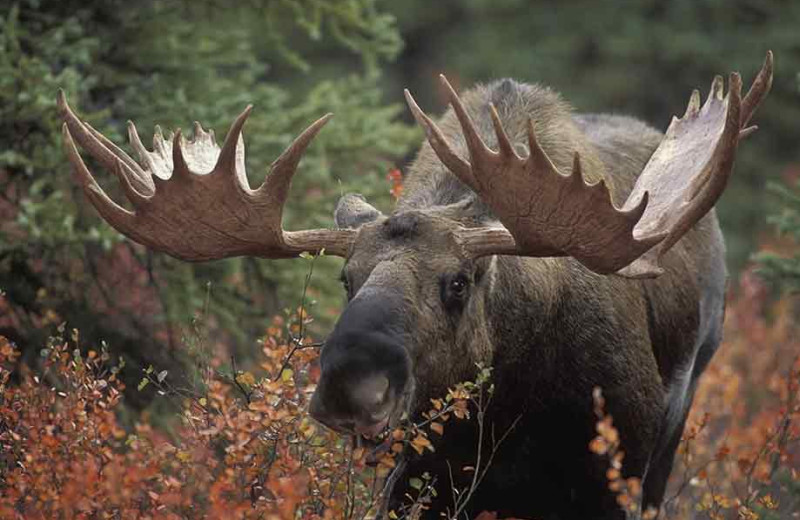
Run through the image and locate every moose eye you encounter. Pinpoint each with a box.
[442,274,470,310]
[450,276,468,296]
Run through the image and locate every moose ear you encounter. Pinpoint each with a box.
[334,193,383,229]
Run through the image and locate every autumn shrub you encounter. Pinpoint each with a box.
[586,272,799,520]
[0,304,488,519]
[652,271,800,520]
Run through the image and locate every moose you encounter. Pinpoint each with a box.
[58,52,773,519]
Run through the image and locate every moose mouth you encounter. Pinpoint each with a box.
[355,415,391,440]
[356,387,414,465]
[357,420,394,467]
[358,399,401,445]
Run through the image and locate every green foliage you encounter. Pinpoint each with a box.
[755,179,800,291]
[755,72,800,292]
[0,0,416,406]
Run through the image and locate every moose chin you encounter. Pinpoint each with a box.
[58,52,773,519]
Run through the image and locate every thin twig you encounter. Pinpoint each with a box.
[230,355,252,404]
[274,254,318,380]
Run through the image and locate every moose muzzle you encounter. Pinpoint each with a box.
[309,292,411,439]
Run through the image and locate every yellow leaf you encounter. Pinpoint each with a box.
[236,371,256,386]
[176,451,192,463]
[410,434,433,455]
[379,454,396,469]
[759,494,778,510]
[589,437,609,455]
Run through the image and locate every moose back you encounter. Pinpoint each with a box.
[58,53,773,518]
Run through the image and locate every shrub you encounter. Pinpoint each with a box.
[0,307,486,519]
[659,271,800,520]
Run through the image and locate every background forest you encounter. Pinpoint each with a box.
[1,0,799,518]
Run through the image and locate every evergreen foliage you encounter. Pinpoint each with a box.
[756,177,800,292]
[0,0,417,404]
[756,69,800,293]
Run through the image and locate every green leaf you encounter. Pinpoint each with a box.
[408,477,423,491]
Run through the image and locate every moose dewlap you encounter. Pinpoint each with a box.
[59,53,773,519]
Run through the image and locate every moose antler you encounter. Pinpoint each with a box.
[58,92,355,261]
[405,52,773,278]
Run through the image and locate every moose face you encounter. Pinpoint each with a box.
[308,206,493,441]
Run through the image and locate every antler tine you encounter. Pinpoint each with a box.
[215,104,253,183]
[127,120,158,178]
[61,123,136,231]
[260,113,333,204]
[525,118,542,164]
[684,90,702,118]
[524,118,566,184]
[707,75,725,105]
[488,103,517,158]
[83,120,142,179]
[740,50,774,130]
[153,125,166,156]
[571,148,654,231]
[571,152,584,184]
[57,90,151,195]
[172,129,192,181]
[439,75,499,174]
[403,88,477,190]
[57,90,122,172]
[686,73,743,195]
[112,158,151,209]
[192,121,207,142]
[85,120,155,195]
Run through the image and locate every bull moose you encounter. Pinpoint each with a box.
[58,52,773,519]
